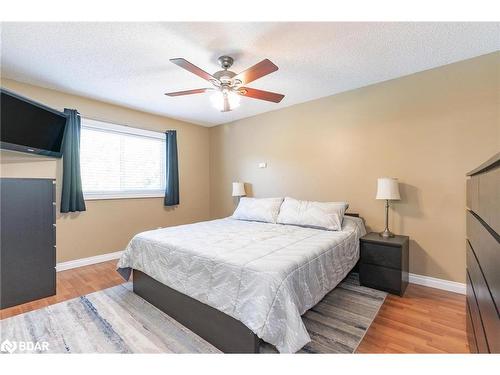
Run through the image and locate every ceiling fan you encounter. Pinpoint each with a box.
[165,55,285,112]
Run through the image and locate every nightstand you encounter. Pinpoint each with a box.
[359,232,409,296]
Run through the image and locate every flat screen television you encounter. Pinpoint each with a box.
[1,88,68,158]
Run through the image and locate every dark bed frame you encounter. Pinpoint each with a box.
[132,213,360,353]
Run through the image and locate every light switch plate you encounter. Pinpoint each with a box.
[258,162,267,168]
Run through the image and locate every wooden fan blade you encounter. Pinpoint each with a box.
[164,88,212,97]
[170,58,217,82]
[239,87,284,103]
[222,95,230,112]
[233,59,278,85]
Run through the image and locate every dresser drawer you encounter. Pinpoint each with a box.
[467,241,500,353]
[466,176,479,213]
[466,270,489,353]
[466,211,500,309]
[478,167,500,234]
[360,242,401,269]
[466,301,478,353]
[359,263,404,296]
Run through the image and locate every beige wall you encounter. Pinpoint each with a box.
[0,79,210,262]
[2,53,498,281]
[209,52,500,283]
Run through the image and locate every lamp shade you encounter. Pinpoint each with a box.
[232,182,246,197]
[376,177,401,200]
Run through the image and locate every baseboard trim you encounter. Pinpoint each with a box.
[56,251,123,272]
[409,272,466,295]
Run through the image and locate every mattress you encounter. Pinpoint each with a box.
[117,215,366,353]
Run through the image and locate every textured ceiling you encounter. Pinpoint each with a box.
[1,22,499,126]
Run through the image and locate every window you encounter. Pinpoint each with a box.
[80,118,166,200]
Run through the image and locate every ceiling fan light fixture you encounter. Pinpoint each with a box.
[210,90,240,112]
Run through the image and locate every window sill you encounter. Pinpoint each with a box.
[84,192,165,201]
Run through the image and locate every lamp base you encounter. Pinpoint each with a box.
[379,229,395,238]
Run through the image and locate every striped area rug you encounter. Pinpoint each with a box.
[0,273,386,354]
[261,273,387,353]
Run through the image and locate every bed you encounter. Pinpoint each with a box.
[117,214,366,353]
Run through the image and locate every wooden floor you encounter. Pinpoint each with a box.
[0,260,469,353]
[0,261,124,320]
[357,284,469,353]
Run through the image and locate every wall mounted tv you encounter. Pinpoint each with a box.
[1,88,68,158]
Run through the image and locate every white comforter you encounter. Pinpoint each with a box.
[117,216,366,353]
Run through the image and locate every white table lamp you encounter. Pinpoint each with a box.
[376,177,401,238]
[232,182,246,200]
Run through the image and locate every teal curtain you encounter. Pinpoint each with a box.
[60,109,86,213]
[164,130,179,206]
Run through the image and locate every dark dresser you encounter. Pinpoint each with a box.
[359,232,409,296]
[0,178,56,309]
[465,153,499,353]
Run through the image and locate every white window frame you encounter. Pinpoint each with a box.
[81,118,166,200]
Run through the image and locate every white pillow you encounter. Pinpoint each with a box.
[276,197,348,231]
[232,197,284,224]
